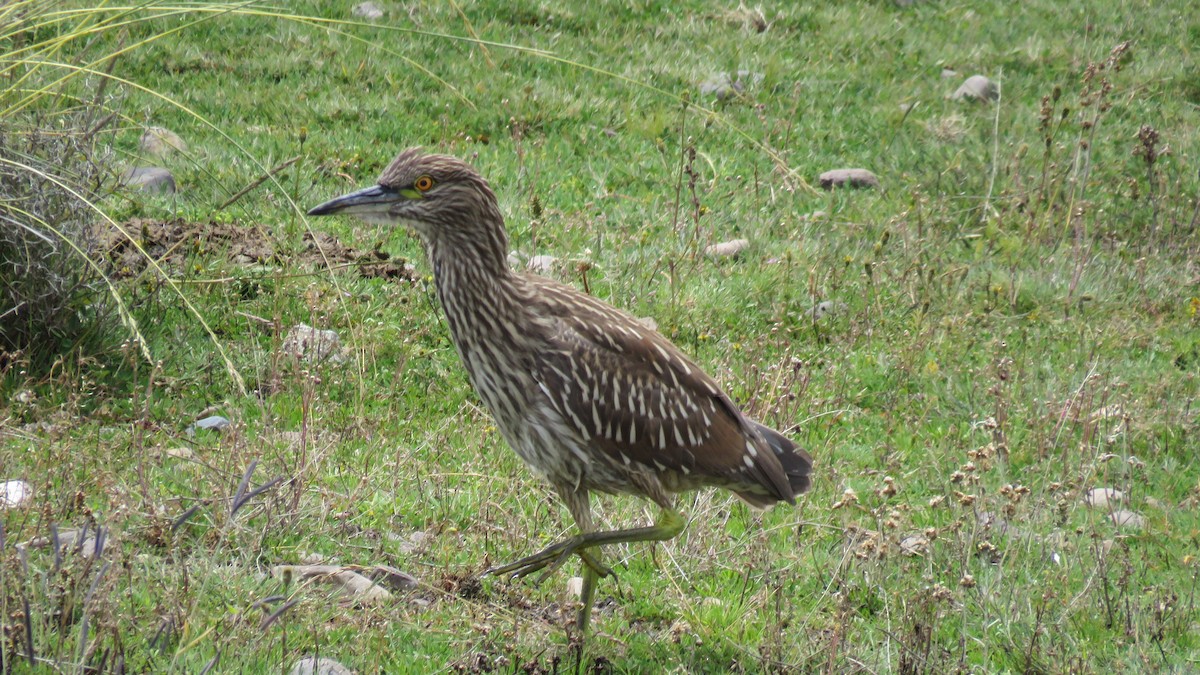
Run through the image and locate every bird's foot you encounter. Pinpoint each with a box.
[485,536,612,583]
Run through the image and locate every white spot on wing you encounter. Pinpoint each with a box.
[743,455,755,468]
[746,441,758,458]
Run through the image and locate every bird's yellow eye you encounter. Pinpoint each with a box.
[414,175,435,192]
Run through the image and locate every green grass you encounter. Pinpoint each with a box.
[2,0,1199,671]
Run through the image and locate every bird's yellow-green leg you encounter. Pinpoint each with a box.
[577,553,601,634]
[487,508,687,584]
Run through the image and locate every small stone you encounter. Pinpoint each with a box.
[187,415,230,437]
[952,75,999,102]
[636,316,658,331]
[1,480,31,508]
[818,169,879,190]
[698,70,763,100]
[122,167,176,194]
[289,656,355,675]
[281,324,344,364]
[506,252,522,269]
[566,576,584,598]
[705,238,750,258]
[1083,488,1124,508]
[272,564,393,603]
[804,210,829,221]
[366,565,418,592]
[1144,496,1163,509]
[164,447,195,460]
[1110,510,1145,529]
[805,300,846,322]
[396,530,431,555]
[24,526,111,559]
[140,127,186,156]
[941,68,958,79]
[351,2,383,20]
[527,255,558,274]
[284,321,348,360]
[977,510,1019,537]
[899,535,928,556]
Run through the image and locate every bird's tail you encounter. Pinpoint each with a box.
[753,422,812,496]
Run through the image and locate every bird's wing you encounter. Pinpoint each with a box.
[526,276,794,503]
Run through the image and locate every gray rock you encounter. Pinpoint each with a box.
[566,576,584,598]
[272,564,393,603]
[1083,488,1124,508]
[705,238,750,258]
[187,415,230,436]
[699,70,764,100]
[1,479,31,508]
[23,526,111,559]
[122,167,176,194]
[1110,510,1145,529]
[952,75,999,102]
[352,2,383,20]
[365,565,418,592]
[805,300,846,322]
[819,168,879,190]
[899,534,928,556]
[281,324,344,364]
[289,656,355,675]
[527,255,558,274]
[940,68,958,79]
[977,510,1019,537]
[139,127,186,156]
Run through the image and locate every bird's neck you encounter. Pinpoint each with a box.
[425,222,526,346]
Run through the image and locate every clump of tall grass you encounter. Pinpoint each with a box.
[0,3,125,374]
[0,110,120,372]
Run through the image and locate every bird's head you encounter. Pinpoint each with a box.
[308,148,502,246]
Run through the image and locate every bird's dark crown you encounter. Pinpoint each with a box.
[377,147,478,191]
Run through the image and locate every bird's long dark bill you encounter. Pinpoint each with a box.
[307,184,399,216]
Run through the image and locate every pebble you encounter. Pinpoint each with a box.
[289,656,355,675]
[366,565,418,592]
[122,167,176,194]
[164,447,195,460]
[187,415,230,437]
[139,127,186,156]
[1083,488,1124,508]
[698,70,763,99]
[281,324,344,364]
[272,564,393,603]
[1110,510,1145,529]
[899,535,928,556]
[566,576,584,598]
[952,75,999,102]
[352,2,383,20]
[818,168,879,190]
[527,255,558,274]
[805,300,846,322]
[705,238,750,258]
[1,480,31,508]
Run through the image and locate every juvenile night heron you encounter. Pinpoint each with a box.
[309,148,812,632]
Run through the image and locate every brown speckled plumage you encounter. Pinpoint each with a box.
[309,148,812,632]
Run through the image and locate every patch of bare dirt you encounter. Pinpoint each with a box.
[100,218,416,282]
